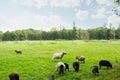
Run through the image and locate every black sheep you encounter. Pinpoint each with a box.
[73,62,80,72]
[9,73,19,80]
[64,63,69,71]
[99,60,112,69]
[91,66,99,75]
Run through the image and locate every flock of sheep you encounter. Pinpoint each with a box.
[8,50,112,80]
[50,51,112,80]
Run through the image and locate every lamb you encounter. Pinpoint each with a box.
[64,63,69,71]
[91,66,99,75]
[9,73,19,80]
[15,50,22,54]
[99,60,112,69]
[52,51,66,60]
[56,62,66,75]
[76,56,85,63]
[73,62,80,72]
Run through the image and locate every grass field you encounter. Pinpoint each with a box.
[0,40,120,80]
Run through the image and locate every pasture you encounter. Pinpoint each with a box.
[0,40,120,80]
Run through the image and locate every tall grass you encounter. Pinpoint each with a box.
[0,40,120,80]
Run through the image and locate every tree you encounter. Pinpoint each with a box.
[96,27,108,39]
[2,31,18,41]
[50,27,59,40]
[113,0,120,16]
[88,28,97,39]
[81,30,89,40]
[77,28,82,39]
[61,27,67,39]
[0,31,3,41]
[116,24,120,39]
[2,31,11,41]
[109,23,116,39]
[72,22,77,40]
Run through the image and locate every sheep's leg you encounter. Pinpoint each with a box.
[68,68,69,71]
[95,73,96,75]
[99,65,101,69]
[61,71,64,76]
[65,68,66,71]
[84,60,85,63]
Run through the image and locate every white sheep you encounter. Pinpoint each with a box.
[52,51,66,60]
[56,62,66,75]
[76,56,85,63]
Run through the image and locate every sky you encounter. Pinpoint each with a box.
[0,0,120,32]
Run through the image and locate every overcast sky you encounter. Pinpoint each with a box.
[0,0,120,32]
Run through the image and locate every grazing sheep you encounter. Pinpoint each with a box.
[52,51,66,60]
[64,63,69,71]
[49,75,54,80]
[9,73,19,80]
[91,66,99,75]
[76,56,85,63]
[15,50,22,54]
[56,62,66,75]
[73,62,80,72]
[99,60,112,69]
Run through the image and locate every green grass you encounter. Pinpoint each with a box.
[0,40,120,80]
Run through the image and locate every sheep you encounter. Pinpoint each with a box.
[64,63,69,71]
[73,62,80,72]
[91,66,99,75]
[9,73,19,80]
[56,62,66,75]
[52,51,66,60]
[49,75,54,80]
[15,50,22,54]
[76,56,85,63]
[99,60,112,69]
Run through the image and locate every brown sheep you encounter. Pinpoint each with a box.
[15,50,22,54]
[76,56,85,63]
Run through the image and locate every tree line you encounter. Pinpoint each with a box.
[0,24,120,41]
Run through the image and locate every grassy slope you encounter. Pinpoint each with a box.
[0,40,120,80]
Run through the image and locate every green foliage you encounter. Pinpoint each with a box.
[0,31,3,41]
[0,40,120,80]
[1,24,120,41]
[116,25,120,39]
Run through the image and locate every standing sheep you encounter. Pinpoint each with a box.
[56,62,66,75]
[99,60,112,69]
[91,66,99,75]
[15,50,22,54]
[76,56,85,63]
[9,73,19,80]
[52,51,66,60]
[73,62,80,72]
[64,63,69,71]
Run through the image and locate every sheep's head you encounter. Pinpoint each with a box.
[76,56,79,59]
[15,50,17,52]
[62,52,67,55]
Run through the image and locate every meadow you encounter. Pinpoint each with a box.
[0,40,120,80]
